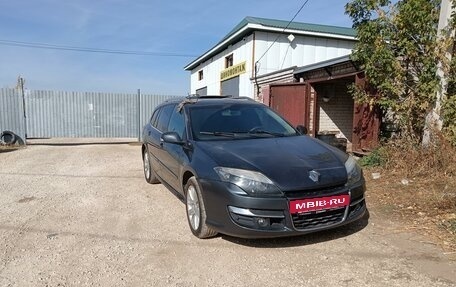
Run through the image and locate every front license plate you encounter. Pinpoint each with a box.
[289,194,350,214]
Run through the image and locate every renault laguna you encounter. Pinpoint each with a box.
[142,96,366,239]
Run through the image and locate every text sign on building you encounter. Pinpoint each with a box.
[220,61,246,81]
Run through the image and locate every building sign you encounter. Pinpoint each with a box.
[220,61,246,81]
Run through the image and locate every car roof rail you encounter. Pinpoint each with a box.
[235,96,255,101]
[178,94,256,111]
[186,94,255,101]
[186,94,230,99]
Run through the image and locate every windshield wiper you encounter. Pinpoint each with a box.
[247,130,285,137]
[199,131,236,138]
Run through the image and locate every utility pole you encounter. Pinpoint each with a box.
[423,0,454,146]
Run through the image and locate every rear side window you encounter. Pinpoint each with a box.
[156,104,175,132]
[150,109,160,128]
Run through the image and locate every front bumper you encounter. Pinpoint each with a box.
[199,179,367,238]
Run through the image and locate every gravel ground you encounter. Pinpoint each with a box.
[0,144,455,287]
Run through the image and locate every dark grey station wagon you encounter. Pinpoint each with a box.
[142,96,366,239]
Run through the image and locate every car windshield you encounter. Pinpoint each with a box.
[188,103,298,141]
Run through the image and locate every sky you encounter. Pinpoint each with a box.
[0,0,354,95]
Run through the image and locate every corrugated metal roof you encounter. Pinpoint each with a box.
[224,16,356,41]
[184,16,356,70]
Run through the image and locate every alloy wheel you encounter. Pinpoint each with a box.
[186,185,200,231]
[143,151,150,180]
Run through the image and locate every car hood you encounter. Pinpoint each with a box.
[195,136,348,191]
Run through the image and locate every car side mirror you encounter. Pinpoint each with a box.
[296,125,308,135]
[161,132,185,145]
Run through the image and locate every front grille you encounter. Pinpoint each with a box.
[291,208,345,230]
[286,184,347,199]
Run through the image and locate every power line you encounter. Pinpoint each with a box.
[254,0,310,99]
[0,39,198,57]
[255,0,310,65]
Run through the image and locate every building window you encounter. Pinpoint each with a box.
[225,54,233,68]
[198,70,203,81]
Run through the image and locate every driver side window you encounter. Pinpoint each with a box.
[167,106,186,139]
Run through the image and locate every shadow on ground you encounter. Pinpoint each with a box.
[0,146,22,153]
[222,210,370,248]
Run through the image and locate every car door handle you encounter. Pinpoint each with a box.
[160,138,164,147]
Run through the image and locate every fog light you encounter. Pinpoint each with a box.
[256,217,269,227]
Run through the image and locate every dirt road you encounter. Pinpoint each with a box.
[0,144,455,286]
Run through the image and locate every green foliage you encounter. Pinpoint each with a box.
[442,96,456,145]
[345,0,447,141]
[359,147,386,167]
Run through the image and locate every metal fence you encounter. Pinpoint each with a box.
[0,88,179,143]
[0,88,26,143]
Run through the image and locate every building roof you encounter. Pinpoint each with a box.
[293,55,352,74]
[293,54,361,81]
[184,16,356,71]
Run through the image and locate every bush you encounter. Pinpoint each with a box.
[381,134,456,178]
[359,147,386,167]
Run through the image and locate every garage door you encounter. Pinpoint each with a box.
[269,84,308,128]
[221,76,239,97]
[196,87,207,96]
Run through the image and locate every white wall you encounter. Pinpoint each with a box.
[189,31,355,98]
[254,31,354,76]
[190,34,254,96]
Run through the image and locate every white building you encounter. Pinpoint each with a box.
[184,17,382,153]
[184,16,357,99]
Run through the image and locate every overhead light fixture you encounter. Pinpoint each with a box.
[287,34,295,43]
[322,86,335,103]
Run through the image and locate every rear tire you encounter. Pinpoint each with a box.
[185,176,218,239]
[143,147,159,184]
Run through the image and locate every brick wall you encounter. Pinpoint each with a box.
[308,86,316,136]
[252,67,296,102]
[316,84,354,143]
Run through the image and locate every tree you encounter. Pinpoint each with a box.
[345,0,450,143]
[442,1,456,144]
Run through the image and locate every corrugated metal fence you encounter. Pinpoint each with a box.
[0,88,26,142]
[0,88,179,143]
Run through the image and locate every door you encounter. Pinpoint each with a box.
[160,105,187,193]
[144,108,162,176]
[352,73,381,152]
[269,83,308,128]
[149,104,175,181]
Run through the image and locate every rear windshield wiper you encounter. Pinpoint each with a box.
[199,131,236,138]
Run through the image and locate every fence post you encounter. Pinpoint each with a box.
[20,78,27,143]
[137,89,141,142]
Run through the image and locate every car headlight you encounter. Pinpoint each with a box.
[214,167,283,197]
[345,156,362,186]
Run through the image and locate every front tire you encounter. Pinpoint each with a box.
[143,147,159,184]
[185,176,217,239]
